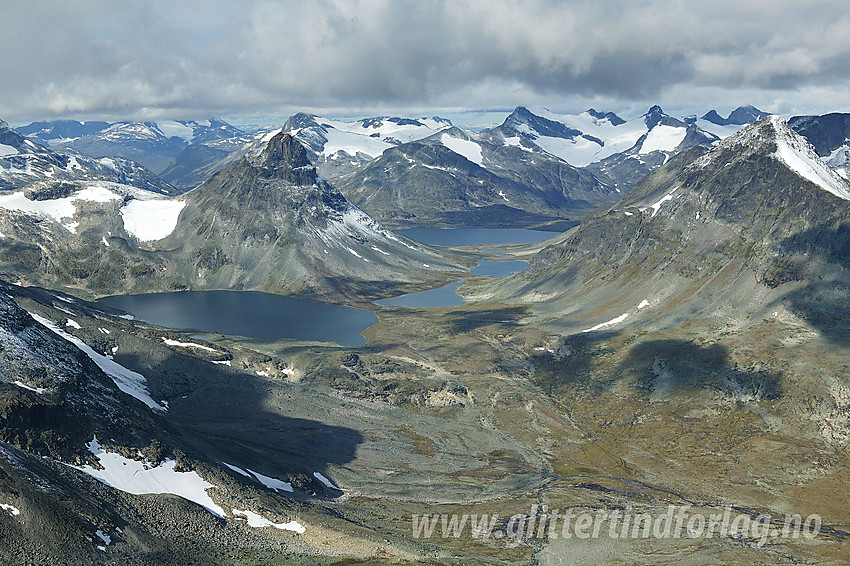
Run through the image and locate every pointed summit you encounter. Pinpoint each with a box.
[501,107,582,140]
[254,132,319,185]
[643,105,687,129]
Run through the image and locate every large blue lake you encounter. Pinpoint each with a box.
[98,230,552,336]
[98,290,378,347]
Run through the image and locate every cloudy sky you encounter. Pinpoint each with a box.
[3,0,850,126]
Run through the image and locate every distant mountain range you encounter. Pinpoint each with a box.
[18,119,248,175]
[0,120,177,196]
[13,105,850,231]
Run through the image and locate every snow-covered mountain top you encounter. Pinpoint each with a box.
[19,119,244,148]
[283,113,452,159]
[691,115,850,201]
[499,105,694,166]
[770,115,850,201]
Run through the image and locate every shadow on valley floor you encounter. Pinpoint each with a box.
[443,304,531,334]
[779,280,850,347]
[520,331,617,395]
[118,350,362,499]
[620,339,782,400]
[777,226,850,346]
[522,333,782,401]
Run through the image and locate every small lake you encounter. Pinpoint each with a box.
[397,227,556,247]
[471,259,528,277]
[98,291,378,347]
[374,281,465,308]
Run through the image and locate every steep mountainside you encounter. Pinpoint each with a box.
[790,112,850,179]
[335,126,611,229]
[490,116,850,333]
[166,132,461,300]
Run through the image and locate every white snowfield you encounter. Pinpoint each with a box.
[287,116,450,159]
[583,313,630,333]
[28,311,166,413]
[770,116,850,201]
[161,337,219,353]
[519,108,652,167]
[317,124,392,158]
[0,185,120,234]
[318,116,450,157]
[13,380,47,394]
[74,436,225,517]
[440,133,484,166]
[120,198,186,241]
[509,108,750,167]
[639,125,687,155]
[232,509,306,533]
[0,144,17,157]
[0,503,20,516]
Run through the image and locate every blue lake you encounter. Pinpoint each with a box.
[397,227,556,247]
[98,291,378,347]
[374,281,465,308]
[471,260,528,276]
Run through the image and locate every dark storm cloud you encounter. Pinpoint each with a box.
[2,0,850,122]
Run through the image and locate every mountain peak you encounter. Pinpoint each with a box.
[693,115,850,201]
[586,108,626,126]
[502,107,582,140]
[702,105,768,126]
[283,112,321,131]
[643,105,667,128]
[253,132,319,185]
[767,115,850,200]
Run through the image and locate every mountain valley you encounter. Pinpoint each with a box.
[1,106,850,565]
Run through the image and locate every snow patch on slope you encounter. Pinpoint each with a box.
[0,186,120,233]
[73,436,224,517]
[771,116,850,200]
[582,313,629,333]
[162,337,219,353]
[440,134,484,166]
[247,469,294,493]
[232,509,305,533]
[120,199,185,241]
[28,312,166,412]
[639,125,687,154]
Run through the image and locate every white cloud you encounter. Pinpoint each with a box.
[2,0,850,123]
